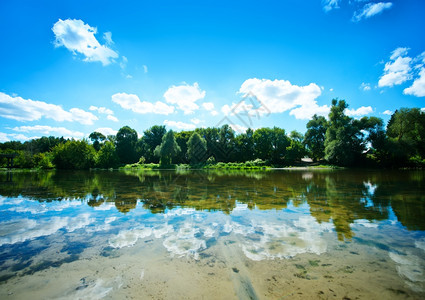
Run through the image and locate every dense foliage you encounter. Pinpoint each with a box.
[1,99,425,169]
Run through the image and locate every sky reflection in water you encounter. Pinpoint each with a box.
[0,169,424,295]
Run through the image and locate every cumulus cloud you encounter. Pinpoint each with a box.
[0,92,98,125]
[52,19,118,65]
[345,106,373,117]
[202,102,218,116]
[90,105,118,121]
[94,127,118,136]
[89,106,114,115]
[164,120,196,130]
[404,67,425,97]
[352,2,393,22]
[383,110,393,115]
[0,133,39,142]
[378,48,412,87]
[163,83,206,114]
[236,78,327,120]
[322,0,341,12]
[112,93,174,115]
[378,48,425,97]
[202,102,215,111]
[11,125,84,138]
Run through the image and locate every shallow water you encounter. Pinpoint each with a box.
[0,169,424,299]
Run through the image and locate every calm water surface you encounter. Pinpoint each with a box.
[0,169,424,299]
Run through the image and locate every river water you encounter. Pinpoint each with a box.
[0,169,424,299]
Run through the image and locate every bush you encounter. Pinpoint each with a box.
[52,140,96,170]
[34,153,54,169]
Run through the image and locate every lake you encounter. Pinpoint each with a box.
[0,169,424,299]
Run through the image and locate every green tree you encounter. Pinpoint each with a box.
[196,127,220,160]
[154,130,181,165]
[175,131,193,163]
[253,127,289,164]
[286,131,307,164]
[89,131,106,151]
[218,125,236,162]
[304,114,328,161]
[324,99,364,166]
[234,128,255,162]
[115,126,138,164]
[187,132,208,164]
[52,140,96,169]
[141,125,166,163]
[96,141,120,168]
[386,108,425,165]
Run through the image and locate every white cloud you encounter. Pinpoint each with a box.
[421,108,425,113]
[0,132,39,142]
[360,82,371,91]
[0,92,98,125]
[163,82,206,114]
[112,93,174,115]
[143,65,148,73]
[390,47,409,60]
[0,132,9,142]
[190,118,201,125]
[107,115,119,122]
[202,102,215,111]
[237,78,327,120]
[89,106,114,115]
[352,2,393,22]
[378,48,412,87]
[202,102,218,116]
[329,88,334,92]
[94,127,118,136]
[52,19,118,66]
[404,67,425,97]
[345,106,373,117]
[120,56,128,70]
[12,125,84,138]
[103,31,113,45]
[90,105,118,121]
[164,120,196,130]
[383,110,393,115]
[289,102,330,119]
[322,0,341,12]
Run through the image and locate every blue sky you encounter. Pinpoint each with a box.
[1,0,424,141]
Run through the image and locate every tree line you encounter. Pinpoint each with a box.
[1,99,424,169]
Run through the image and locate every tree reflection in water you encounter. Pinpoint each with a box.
[0,169,424,240]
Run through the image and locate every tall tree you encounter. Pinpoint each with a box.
[286,131,307,164]
[89,131,106,151]
[386,108,425,165]
[234,128,255,162]
[253,127,289,164]
[304,114,328,161]
[142,125,167,163]
[154,130,181,165]
[115,126,138,164]
[324,99,364,166]
[187,132,208,164]
[218,124,236,162]
[175,131,193,163]
[96,141,120,168]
